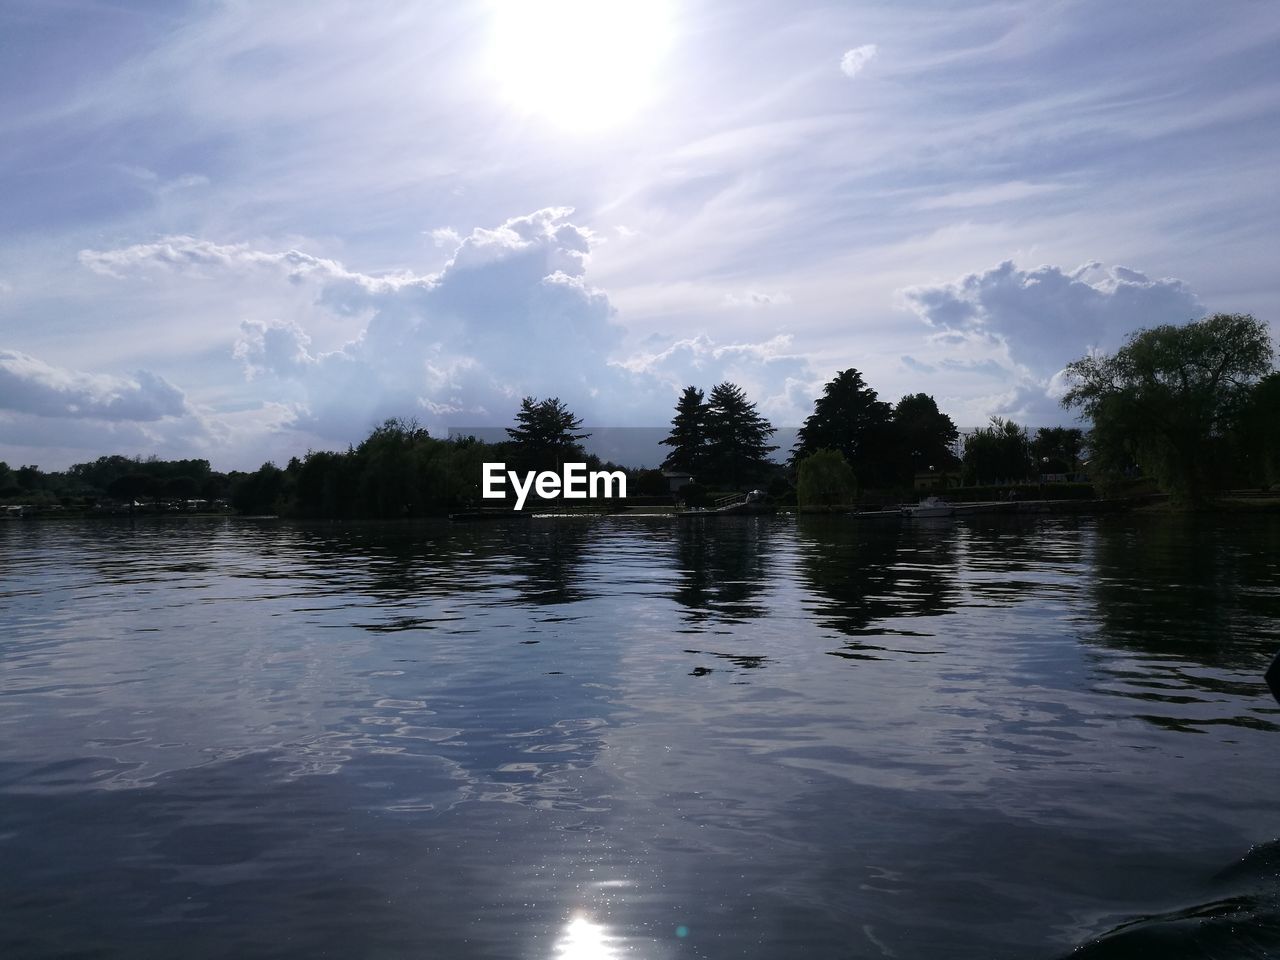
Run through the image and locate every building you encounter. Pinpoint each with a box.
[661,470,695,493]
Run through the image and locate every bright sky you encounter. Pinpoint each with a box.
[1,0,1277,469]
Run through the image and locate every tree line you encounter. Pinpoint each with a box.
[650,311,1279,507]
[4,311,1274,515]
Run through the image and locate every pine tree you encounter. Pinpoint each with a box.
[703,382,777,488]
[505,397,590,470]
[660,386,709,475]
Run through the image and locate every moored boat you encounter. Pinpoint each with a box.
[901,496,954,518]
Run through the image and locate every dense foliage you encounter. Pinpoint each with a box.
[1234,373,1280,488]
[1030,427,1085,474]
[791,369,894,485]
[233,421,494,517]
[962,418,1033,485]
[1062,313,1274,504]
[789,373,960,490]
[796,449,857,507]
[0,454,231,509]
[891,393,961,480]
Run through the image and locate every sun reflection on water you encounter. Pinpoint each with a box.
[553,913,622,959]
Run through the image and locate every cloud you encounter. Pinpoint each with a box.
[722,289,791,308]
[839,44,878,78]
[76,208,806,446]
[914,181,1066,211]
[233,319,317,379]
[117,166,211,197]
[61,209,822,465]
[429,227,461,248]
[79,235,418,293]
[615,333,814,421]
[899,260,1204,426]
[901,260,1203,375]
[0,350,188,421]
[936,357,1009,378]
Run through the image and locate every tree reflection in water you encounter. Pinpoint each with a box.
[671,517,775,624]
[794,516,958,660]
[1083,516,1280,733]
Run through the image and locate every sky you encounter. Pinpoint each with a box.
[1,0,1277,470]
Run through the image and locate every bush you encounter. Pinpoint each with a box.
[632,468,670,498]
[796,449,857,508]
[676,482,709,508]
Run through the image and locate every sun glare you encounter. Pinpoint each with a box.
[488,0,674,132]
[553,914,621,960]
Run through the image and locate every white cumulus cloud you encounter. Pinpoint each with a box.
[69,209,822,460]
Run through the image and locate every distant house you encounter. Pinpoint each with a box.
[661,470,695,493]
[914,470,959,491]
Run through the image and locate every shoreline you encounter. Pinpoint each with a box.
[7,495,1280,524]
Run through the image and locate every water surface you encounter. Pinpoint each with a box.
[2,515,1278,958]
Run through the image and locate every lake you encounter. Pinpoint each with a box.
[2,515,1278,958]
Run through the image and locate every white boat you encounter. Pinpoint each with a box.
[902,496,954,518]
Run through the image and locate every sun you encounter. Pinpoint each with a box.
[487,0,674,132]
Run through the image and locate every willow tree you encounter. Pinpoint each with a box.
[796,448,857,508]
[1235,372,1280,487]
[1062,313,1272,505]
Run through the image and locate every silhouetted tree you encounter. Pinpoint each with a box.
[660,386,708,475]
[891,393,959,481]
[1063,313,1272,505]
[792,369,893,487]
[16,464,41,491]
[632,468,670,497]
[1031,427,1085,474]
[963,418,1032,485]
[164,475,200,500]
[703,382,777,488]
[107,473,155,503]
[231,462,286,515]
[506,397,589,470]
[1234,372,1280,487]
